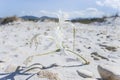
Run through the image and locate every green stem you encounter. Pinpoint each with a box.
[35,48,61,56]
[66,49,89,65]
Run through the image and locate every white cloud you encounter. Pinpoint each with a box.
[69,8,106,18]
[96,0,120,10]
[49,8,105,18]
[20,8,106,18]
[86,8,98,12]
[96,1,104,6]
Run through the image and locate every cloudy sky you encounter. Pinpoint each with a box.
[0,0,120,18]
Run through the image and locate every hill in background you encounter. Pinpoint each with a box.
[0,14,119,25]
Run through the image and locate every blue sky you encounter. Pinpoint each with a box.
[0,0,119,18]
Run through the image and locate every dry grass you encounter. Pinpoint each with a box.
[37,70,60,80]
[1,16,19,25]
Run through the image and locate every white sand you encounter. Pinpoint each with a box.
[0,18,120,80]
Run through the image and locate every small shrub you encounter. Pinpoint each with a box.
[71,17,106,24]
[1,16,18,25]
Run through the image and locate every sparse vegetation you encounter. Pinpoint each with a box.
[71,17,106,24]
[71,14,120,24]
[1,16,19,25]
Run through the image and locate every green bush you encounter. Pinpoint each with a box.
[71,17,106,24]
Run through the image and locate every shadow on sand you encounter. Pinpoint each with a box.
[0,66,35,80]
[0,63,85,80]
